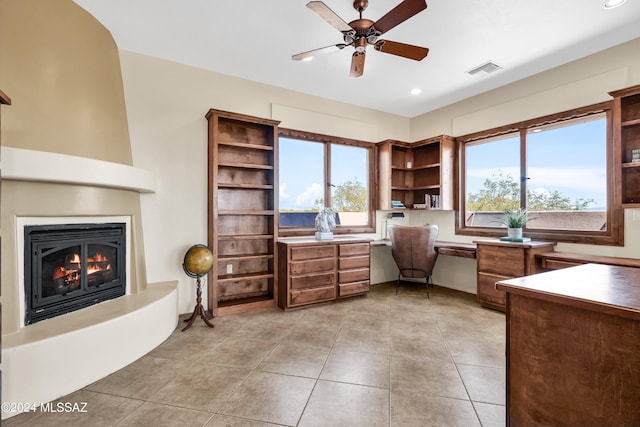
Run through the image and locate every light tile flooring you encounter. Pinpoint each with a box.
[5,282,506,427]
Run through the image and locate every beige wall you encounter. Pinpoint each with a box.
[0,0,132,164]
[0,0,147,333]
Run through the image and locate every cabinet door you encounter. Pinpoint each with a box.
[478,272,507,308]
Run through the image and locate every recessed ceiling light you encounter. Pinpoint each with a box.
[302,56,313,62]
[410,88,422,95]
[603,0,627,9]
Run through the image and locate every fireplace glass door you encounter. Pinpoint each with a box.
[25,223,126,324]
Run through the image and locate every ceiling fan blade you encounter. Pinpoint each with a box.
[307,1,353,33]
[292,44,347,61]
[373,0,427,35]
[350,51,365,78]
[374,40,428,61]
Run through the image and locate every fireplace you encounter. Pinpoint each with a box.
[24,223,126,324]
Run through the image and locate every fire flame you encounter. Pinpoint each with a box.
[67,253,81,264]
[54,252,112,279]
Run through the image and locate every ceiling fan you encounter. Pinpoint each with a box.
[292,0,429,77]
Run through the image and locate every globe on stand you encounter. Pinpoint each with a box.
[181,244,215,331]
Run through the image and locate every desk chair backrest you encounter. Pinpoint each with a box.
[388,224,439,278]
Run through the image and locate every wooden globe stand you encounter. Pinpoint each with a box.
[182,276,214,332]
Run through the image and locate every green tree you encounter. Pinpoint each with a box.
[313,177,367,212]
[467,170,595,211]
[467,170,519,211]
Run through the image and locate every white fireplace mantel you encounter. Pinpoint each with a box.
[0,147,156,193]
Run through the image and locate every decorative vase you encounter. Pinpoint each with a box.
[507,227,523,240]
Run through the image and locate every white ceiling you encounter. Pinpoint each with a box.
[73,0,640,118]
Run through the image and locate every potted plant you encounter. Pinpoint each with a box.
[500,208,529,239]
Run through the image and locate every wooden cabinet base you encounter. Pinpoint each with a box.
[278,237,370,310]
[475,239,556,311]
[498,265,640,426]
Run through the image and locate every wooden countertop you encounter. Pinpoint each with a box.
[496,263,640,321]
[473,238,556,249]
[277,236,372,245]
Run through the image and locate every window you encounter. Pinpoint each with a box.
[458,102,623,245]
[278,129,375,235]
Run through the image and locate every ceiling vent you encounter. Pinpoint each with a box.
[466,61,503,77]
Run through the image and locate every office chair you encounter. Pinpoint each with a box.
[388,224,439,297]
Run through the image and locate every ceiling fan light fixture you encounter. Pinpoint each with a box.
[302,56,314,62]
[294,0,429,77]
[603,0,627,9]
[410,88,422,95]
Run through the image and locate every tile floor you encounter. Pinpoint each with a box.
[5,282,506,426]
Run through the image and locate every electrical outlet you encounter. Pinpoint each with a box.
[226,264,233,274]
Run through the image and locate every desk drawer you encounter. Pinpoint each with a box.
[339,280,369,297]
[290,272,335,290]
[339,243,370,256]
[339,268,370,284]
[290,245,335,261]
[289,286,336,306]
[290,258,335,275]
[478,246,525,277]
[339,255,370,270]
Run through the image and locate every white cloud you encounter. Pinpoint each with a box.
[296,182,323,208]
[527,167,606,192]
[467,167,605,192]
[279,182,290,199]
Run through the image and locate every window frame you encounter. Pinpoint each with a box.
[456,102,624,246]
[278,128,377,236]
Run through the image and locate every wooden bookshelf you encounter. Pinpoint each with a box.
[378,135,455,210]
[610,84,640,207]
[205,109,280,315]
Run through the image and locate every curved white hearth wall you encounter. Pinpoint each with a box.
[0,148,178,420]
[0,146,157,193]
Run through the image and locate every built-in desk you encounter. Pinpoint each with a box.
[371,239,477,259]
[496,264,640,426]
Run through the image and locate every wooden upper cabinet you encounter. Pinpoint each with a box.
[610,84,640,208]
[205,109,280,316]
[377,135,455,210]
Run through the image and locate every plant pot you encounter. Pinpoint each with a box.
[507,227,523,240]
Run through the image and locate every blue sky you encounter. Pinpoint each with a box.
[279,139,368,211]
[466,117,607,209]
